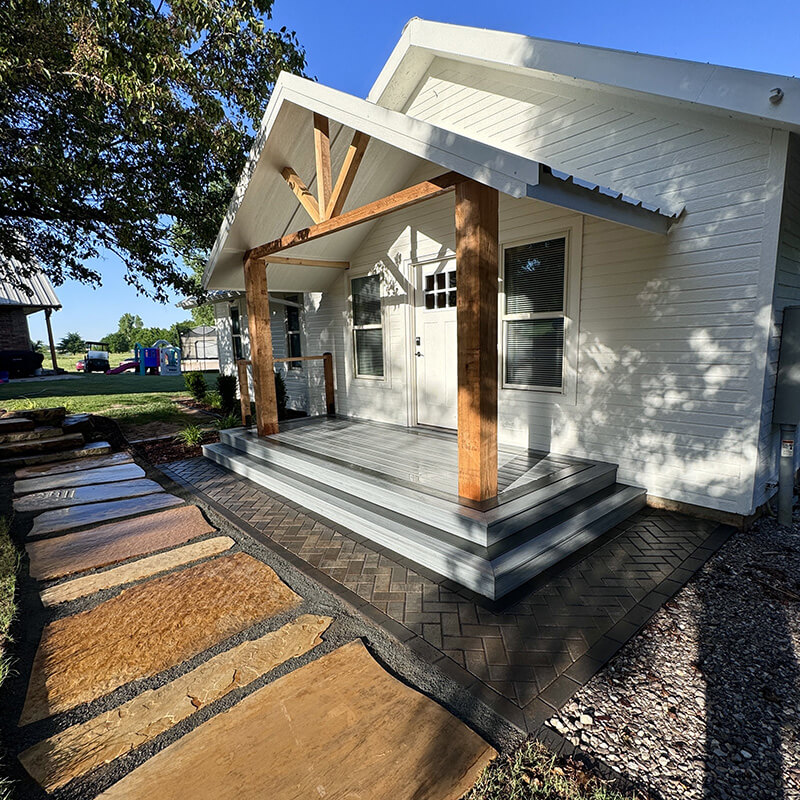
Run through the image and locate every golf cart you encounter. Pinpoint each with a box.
[83,341,110,373]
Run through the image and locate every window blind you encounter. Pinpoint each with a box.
[505,318,564,388]
[505,238,565,315]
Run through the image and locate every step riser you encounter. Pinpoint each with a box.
[219,429,617,547]
[0,442,112,469]
[0,433,84,458]
[204,445,494,596]
[204,443,646,601]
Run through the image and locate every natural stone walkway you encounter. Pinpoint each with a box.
[164,456,732,732]
[11,449,497,799]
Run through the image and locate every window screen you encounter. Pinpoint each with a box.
[352,275,384,377]
[503,237,566,390]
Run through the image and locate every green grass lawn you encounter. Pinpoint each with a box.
[0,372,218,433]
[57,351,137,371]
[0,517,18,800]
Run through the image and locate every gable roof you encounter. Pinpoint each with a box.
[204,73,679,290]
[370,19,800,133]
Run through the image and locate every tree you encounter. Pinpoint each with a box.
[104,331,131,353]
[0,0,306,302]
[57,332,85,354]
[30,339,44,352]
[117,313,143,342]
[190,303,215,327]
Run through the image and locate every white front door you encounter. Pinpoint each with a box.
[414,259,458,429]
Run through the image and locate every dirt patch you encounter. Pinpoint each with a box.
[131,431,219,464]
[20,552,302,724]
[96,639,496,800]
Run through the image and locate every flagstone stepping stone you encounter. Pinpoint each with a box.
[26,462,142,493]
[16,451,133,479]
[95,639,496,800]
[26,505,215,581]
[39,537,235,606]
[3,440,112,469]
[19,614,332,792]
[15,478,164,514]
[0,431,83,458]
[28,493,182,538]
[0,417,35,434]
[15,463,146,496]
[20,553,301,725]
[0,426,67,445]
[3,406,66,426]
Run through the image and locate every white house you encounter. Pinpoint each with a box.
[203,20,800,598]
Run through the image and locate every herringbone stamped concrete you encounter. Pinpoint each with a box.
[163,458,729,732]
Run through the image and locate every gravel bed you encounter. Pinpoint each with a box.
[546,516,800,800]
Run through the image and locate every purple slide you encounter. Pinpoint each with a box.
[105,360,139,374]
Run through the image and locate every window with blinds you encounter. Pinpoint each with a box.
[230,304,243,361]
[352,275,384,378]
[503,237,566,390]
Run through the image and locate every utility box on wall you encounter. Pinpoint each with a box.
[773,306,800,425]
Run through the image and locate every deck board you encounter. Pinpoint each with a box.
[267,418,579,500]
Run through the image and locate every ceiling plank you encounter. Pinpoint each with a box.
[247,171,463,262]
[313,113,333,215]
[281,167,320,223]
[325,131,371,220]
[266,256,349,269]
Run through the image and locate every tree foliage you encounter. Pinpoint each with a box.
[103,313,193,351]
[0,0,306,301]
[57,331,85,354]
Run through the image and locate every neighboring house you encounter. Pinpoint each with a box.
[0,259,61,373]
[199,20,800,597]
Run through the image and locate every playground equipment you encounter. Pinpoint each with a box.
[108,341,183,376]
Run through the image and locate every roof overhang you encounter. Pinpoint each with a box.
[370,19,800,133]
[205,74,680,291]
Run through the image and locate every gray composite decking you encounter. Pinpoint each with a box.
[204,417,646,599]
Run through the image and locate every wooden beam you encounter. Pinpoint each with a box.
[243,258,279,437]
[281,167,320,223]
[247,172,462,262]
[266,255,349,269]
[325,131,370,219]
[44,308,58,372]
[455,179,498,502]
[313,113,332,215]
[323,352,335,415]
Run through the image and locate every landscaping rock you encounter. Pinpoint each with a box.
[1,440,112,469]
[62,413,93,435]
[15,450,132,479]
[95,639,496,800]
[27,493,182,538]
[14,463,146,496]
[2,406,67,426]
[19,614,332,792]
[26,504,216,581]
[14,477,163,513]
[0,431,83,458]
[0,426,69,445]
[0,417,35,434]
[39,536,235,606]
[20,552,303,724]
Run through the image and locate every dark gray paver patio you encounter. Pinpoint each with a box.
[163,457,732,732]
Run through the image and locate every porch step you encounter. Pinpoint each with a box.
[218,428,618,547]
[203,442,646,600]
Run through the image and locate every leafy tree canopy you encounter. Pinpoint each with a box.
[0,0,306,302]
[57,331,85,354]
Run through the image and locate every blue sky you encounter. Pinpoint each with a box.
[32,0,799,344]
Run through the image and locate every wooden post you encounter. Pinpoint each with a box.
[322,352,335,416]
[44,308,58,371]
[455,180,498,502]
[313,113,332,215]
[237,359,252,426]
[243,258,279,436]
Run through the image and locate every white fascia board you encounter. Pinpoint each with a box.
[203,72,542,288]
[278,74,540,196]
[370,19,800,132]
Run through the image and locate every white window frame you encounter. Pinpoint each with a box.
[351,273,385,381]
[229,301,244,362]
[499,218,582,404]
[282,294,303,370]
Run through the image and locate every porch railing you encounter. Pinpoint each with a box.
[236,353,335,427]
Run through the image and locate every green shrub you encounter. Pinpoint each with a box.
[184,371,206,401]
[217,374,238,414]
[205,390,222,410]
[175,424,205,447]
[215,412,242,430]
[274,369,287,419]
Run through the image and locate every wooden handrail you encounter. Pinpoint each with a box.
[236,352,335,425]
